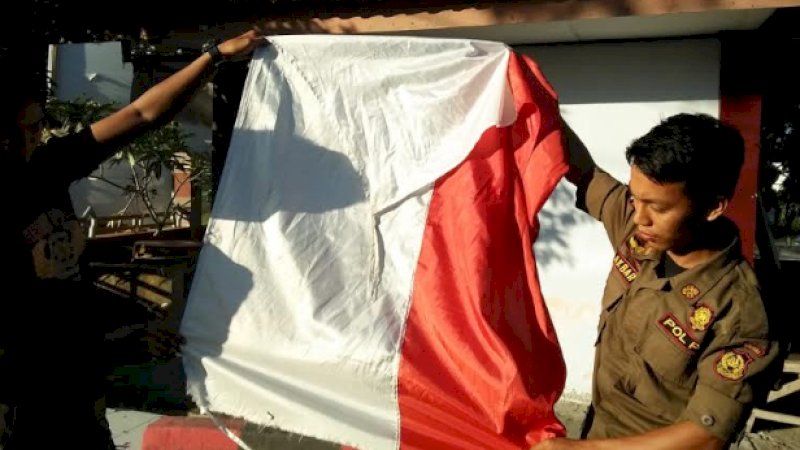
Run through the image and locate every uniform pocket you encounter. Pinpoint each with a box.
[631,323,697,422]
[628,360,690,423]
[596,289,623,345]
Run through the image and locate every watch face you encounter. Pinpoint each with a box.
[202,39,220,53]
[202,40,224,64]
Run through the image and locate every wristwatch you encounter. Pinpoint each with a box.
[202,39,224,65]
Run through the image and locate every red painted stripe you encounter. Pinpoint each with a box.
[142,416,243,450]
[397,53,568,450]
[719,33,762,265]
[720,94,761,264]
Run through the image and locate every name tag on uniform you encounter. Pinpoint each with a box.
[657,313,701,353]
[612,236,644,285]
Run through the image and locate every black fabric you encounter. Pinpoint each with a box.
[3,396,116,450]
[0,128,115,447]
[662,253,687,279]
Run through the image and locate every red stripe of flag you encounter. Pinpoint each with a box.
[397,53,568,450]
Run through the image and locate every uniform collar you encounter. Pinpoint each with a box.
[667,233,741,305]
[632,219,742,300]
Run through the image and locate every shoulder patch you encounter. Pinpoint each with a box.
[714,351,753,381]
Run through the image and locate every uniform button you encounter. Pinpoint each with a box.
[701,415,715,427]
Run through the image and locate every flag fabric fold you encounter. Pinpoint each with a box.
[181,35,568,450]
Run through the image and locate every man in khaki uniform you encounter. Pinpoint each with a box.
[532,114,780,450]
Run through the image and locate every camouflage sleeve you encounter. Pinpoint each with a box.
[679,289,781,441]
[575,168,633,247]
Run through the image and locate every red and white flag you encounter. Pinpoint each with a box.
[181,35,567,450]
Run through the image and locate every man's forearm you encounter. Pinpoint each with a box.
[534,421,724,450]
[592,421,722,450]
[89,29,264,146]
[89,53,214,145]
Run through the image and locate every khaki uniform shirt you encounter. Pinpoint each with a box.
[579,169,779,442]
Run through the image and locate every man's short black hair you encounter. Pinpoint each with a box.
[625,113,745,208]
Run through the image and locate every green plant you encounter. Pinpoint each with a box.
[44,96,211,235]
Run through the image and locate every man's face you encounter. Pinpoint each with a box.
[16,100,45,161]
[628,164,699,253]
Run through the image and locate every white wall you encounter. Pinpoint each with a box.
[52,42,133,104]
[515,38,721,401]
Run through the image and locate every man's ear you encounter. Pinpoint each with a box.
[706,197,729,221]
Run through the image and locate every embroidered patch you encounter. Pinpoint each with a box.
[743,343,767,359]
[689,305,714,332]
[628,235,651,256]
[613,253,639,284]
[681,284,700,300]
[715,351,752,381]
[657,313,701,353]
